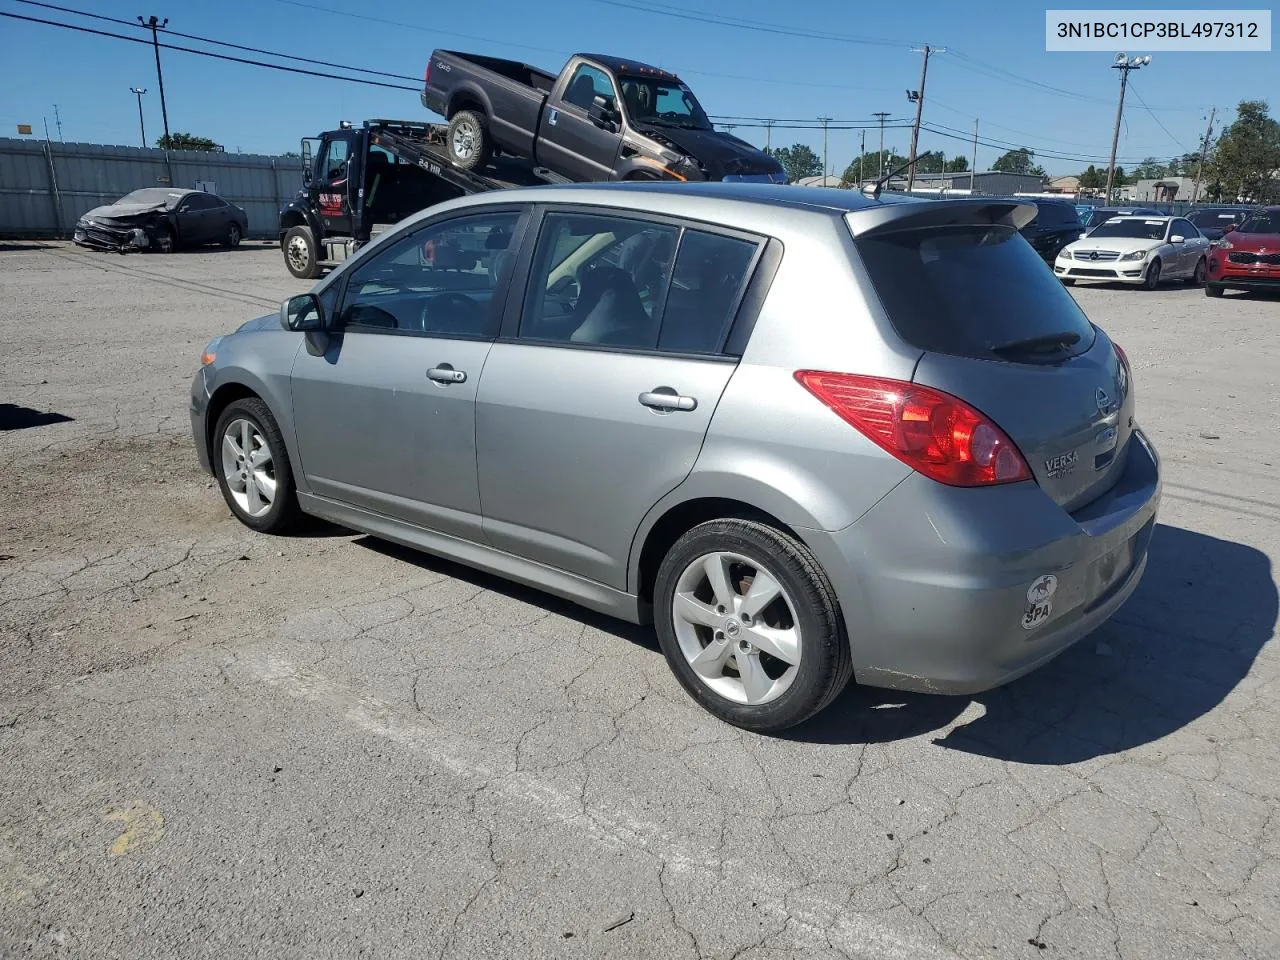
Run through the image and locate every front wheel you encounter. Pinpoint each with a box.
[213,398,300,533]
[224,221,242,248]
[153,226,175,254]
[283,225,319,279]
[1060,277,1076,286]
[1142,258,1162,291]
[1187,258,1206,285]
[447,110,491,171]
[653,519,853,732]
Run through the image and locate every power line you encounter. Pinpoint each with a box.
[0,11,422,91]
[1126,78,1193,153]
[920,123,1155,166]
[923,119,1152,163]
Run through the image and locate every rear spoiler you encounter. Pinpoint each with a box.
[846,199,1037,238]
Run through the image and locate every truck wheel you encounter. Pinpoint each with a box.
[283,225,319,280]
[447,111,491,171]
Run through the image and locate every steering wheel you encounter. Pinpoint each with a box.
[422,291,481,334]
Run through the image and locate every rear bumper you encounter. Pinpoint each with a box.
[805,430,1161,695]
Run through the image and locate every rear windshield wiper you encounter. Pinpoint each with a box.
[990,331,1081,358]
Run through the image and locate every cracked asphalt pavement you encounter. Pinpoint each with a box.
[2,241,1278,959]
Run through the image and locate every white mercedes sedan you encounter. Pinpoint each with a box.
[1054,215,1211,290]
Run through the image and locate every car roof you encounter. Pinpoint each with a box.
[579,53,678,80]
[1102,214,1172,221]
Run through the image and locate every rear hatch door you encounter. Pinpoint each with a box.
[848,200,1130,512]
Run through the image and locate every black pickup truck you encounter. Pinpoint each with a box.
[421,50,787,185]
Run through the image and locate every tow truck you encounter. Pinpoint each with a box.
[277,118,567,279]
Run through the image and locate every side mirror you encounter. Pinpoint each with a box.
[589,94,618,128]
[301,139,315,184]
[282,292,324,331]
[1170,234,1185,244]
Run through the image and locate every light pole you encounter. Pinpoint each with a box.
[818,116,832,182]
[906,45,944,193]
[138,16,171,145]
[129,87,147,148]
[1105,53,1151,204]
[872,111,890,177]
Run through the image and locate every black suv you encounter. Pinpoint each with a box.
[1005,198,1084,264]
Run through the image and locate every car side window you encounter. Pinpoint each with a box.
[564,64,615,111]
[337,211,522,338]
[325,138,350,180]
[659,230,758,354]
[520,212,678,349]
[1174,218,1199,239]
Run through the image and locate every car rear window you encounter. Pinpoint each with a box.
[1034,203,1080,226]
[855,224,1095,362]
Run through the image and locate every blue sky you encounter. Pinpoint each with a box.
[0,0,1274,176]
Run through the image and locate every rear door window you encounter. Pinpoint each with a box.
[855,224,1096,362]
[1034,203,1080,227]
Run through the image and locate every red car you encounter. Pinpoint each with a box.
[1206,206,1280,297]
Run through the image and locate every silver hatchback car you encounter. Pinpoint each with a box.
[191,182,1160,732]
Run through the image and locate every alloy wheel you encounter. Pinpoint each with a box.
[220,417,277,518]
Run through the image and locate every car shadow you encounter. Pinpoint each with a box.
[353,536,659,651]
[0,242,52,252]
[787,523,1277,761]
[0,404,73,431]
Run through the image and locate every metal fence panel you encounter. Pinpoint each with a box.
[0,137,302,239]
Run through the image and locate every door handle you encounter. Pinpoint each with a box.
[639,389,696,412]
[427,365,467,384]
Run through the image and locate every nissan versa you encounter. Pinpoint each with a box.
[191,183,1161,732]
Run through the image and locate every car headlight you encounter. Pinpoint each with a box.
[1120,249,1148,261]
[1214,240,1233,250]
[201,336,223,366]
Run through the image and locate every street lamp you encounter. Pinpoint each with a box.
[1105,53,1151,204]
[129,87,147,148]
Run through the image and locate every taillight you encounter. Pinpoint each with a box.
[424,60,432,85]
[794,371,1032,487]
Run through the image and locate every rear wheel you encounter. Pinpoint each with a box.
[1205,281,1225,298]
[283,225,319,280]
[1142,258,1162,291]
[447,110,491,171]
[653,519,853,732]
[223,221,242,248]
[1061,278,1076,286]
[1187,258,1206,285]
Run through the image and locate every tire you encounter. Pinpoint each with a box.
[223,221,242,248]
[212,397,300,534]
[653,519,853,733]
[1187,258,1206,285]
[153,226,175,254]
[1142,258,1162,291]
[1205,282,1224,298]
[283,225,319,280]
[1061,278,1076,286]
[447,110,491,171]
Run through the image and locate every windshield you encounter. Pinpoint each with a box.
[618,76,711,129]
[117,188,182,207]
[1238,212,1279,234]
[1088,218,1168,241]
[855,224,1095,362]
[1189,209,1247,227]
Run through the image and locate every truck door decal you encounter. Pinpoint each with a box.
[318,192,345,217]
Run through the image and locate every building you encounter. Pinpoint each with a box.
[886,170,1046,196]
[1130,176,1197,202]
[796,174,845,188]
[1047,175,1081,194]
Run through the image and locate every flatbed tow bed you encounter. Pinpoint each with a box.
[279,118,569,278]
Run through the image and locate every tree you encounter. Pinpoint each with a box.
[771,143,823,182]
[1113,166,1129,186]
[915,149,946,174]
[945,155,969,172]
[1210,100,1280,201]
[1133,157,1167,180]
[156,132,222,151]
[840,149,907,186]
[1079,165,1104,190]
[992,147,1045,178]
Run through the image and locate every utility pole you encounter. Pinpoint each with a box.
[858,129,866,185]
[1105,53,1150,204]
[1191,106,1216,204]
[818,115,832,182]
[906,45,943,193]
[53,104,63,141]
[139,15,171,145]
[872,111,890,178]
[970,118,978,193]
[764,119,774,153]
[130,87,148,148]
